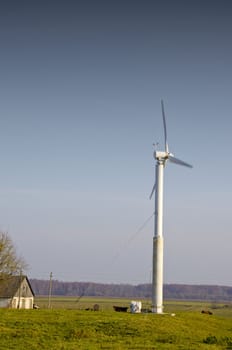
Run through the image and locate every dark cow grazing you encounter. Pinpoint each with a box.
[201,310,213,315]
[93,304,99,311]
[113,306,128,312]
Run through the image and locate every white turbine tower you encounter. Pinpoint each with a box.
[150,100,193,314]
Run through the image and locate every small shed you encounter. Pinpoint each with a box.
[0,275,34,309]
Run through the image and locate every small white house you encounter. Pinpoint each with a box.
[0,275,34,309]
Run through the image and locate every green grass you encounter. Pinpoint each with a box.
[1,298,232,349]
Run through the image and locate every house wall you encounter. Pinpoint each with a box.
[11,296,34,309]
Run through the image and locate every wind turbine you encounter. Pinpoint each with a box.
[150,100,193,314]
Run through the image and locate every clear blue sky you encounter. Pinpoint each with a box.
[0,0,232,285]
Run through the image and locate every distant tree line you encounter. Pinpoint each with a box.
[30,279,232,301]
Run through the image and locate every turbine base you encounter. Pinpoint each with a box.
[151,305,163,314]
[152,236,164,314]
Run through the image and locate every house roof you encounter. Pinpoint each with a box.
[0,275,35,298]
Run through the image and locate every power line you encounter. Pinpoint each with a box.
[110,212,154,265]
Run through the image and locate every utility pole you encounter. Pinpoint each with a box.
[17,269,23,309]
[48,272,53,309]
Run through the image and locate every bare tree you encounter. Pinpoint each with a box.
[0,232,27,279]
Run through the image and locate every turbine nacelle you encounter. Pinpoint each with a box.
[153,150,193,168]
[154,151,175,162]
[154,151,169,160]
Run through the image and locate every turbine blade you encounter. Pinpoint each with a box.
[161,100,169,153]
[149,182,156,200]
[168,155,193,168]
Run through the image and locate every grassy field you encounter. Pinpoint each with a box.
[1,298,232,349]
